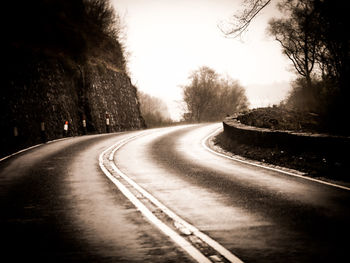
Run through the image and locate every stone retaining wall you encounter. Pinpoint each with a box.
[223,117,349,156]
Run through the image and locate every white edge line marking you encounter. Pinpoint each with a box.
[0,144,43,162]
[202,127,350,191]
[108,137,243,263]
[0,137,71,162]
[99,137,213,263]
[0,131,128,163]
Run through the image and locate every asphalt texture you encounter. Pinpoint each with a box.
[1,123,350,263]
[116,123,350,263]
[0,132,193,263]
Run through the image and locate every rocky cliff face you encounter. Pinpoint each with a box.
[2,0,146,157]
[1,54,145,157]
[84,62,145,132]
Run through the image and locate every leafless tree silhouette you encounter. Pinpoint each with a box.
[182,67,248,122]
[268,0,318,109]
[218,0,271,38]
[138,91,172,127]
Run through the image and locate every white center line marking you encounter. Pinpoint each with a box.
[99,131,244,263]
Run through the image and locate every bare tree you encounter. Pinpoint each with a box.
[182,67,249,122]
[138,91,172,127]
[217,76,249,114]
[182,67,218,122]
[312,0,349,98]
[83,0,119,38]
[268,0,317,89]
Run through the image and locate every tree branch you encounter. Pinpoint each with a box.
[219,0,272,39]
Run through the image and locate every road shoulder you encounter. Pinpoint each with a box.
[206,129,350,191]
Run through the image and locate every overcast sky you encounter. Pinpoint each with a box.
[111,0,295,120]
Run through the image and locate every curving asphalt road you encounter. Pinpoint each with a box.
[1,123,349,263]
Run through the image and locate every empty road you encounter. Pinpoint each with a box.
[1,123,349,262]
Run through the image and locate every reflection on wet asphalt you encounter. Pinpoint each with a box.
[1,123,350,263]
[0,132,193,263]
[116,123,350,263]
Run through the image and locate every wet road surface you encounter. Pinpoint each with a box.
[1,123,350,262]
[0,132,193,263]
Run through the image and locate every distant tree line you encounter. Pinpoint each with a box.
[182,66,249,122]
[138,92,173,128]
[221,0,349,133]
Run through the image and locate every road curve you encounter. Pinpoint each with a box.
[1,123,350,263]
[115,123,350,263]
[0,131,193,263]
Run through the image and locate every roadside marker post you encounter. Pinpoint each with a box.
[64,121,68,137]
[105,112,110,133]
[13,126,19,148]
[40,121,47,142]
[13,127,18,137]
[82,115,87,135]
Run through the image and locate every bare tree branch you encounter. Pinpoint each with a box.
[218,0,271,39]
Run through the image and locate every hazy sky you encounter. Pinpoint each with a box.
[111,0,295,120]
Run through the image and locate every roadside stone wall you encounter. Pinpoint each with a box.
[223,117,349,156]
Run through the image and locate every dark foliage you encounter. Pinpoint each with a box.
[267,0,350,134]
[5,0,124,64]
[236,106,328,133]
